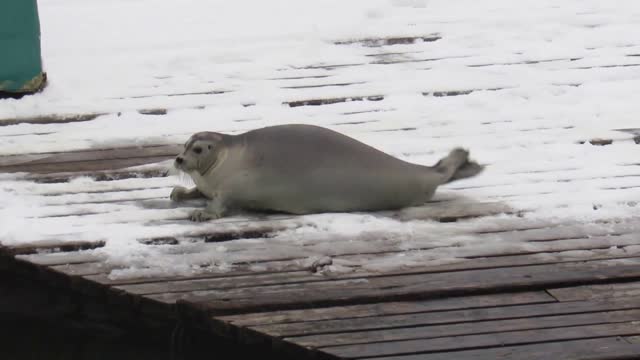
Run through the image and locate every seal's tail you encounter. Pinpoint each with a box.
[448,159,484,183]
[433,148,484,184]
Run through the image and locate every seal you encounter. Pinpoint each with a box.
[171,124,483,221]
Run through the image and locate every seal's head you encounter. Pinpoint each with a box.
[175,132,227,175]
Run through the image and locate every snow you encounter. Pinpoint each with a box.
[1,0,640,279]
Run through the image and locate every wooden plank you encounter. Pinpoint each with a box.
[19,222,571,277]
[13,208,636,259]
[18,225,639,289]
[548,281,640,302]
[473,223,640,242]
[466,217,636,235]
[282,82,367,90]
[616,128,640,145]
[0,144,179,167]
[627,336,640,344]
[334,35,440,47]
[13,176,173,196]
[422,88,504,97]
[114,89,228,100]
[116,248,640,297]
[165,258,640,315]
[33,185,169,198]
[252,297,640,338]
[7,240,105,255]
[320,322,640,359]
[289,309,640,348]
[365,338,640,360]
[218,291,555,327]
[285,95,384,107]
[0,113,102,126]
[115,271,317,295]
[78,249,639,298]
[16,251,102,266]
[26,168,168,184]
[0,145,180,173]
[0,156,173,173]
[154,227,640,270]
[85,264,303,287]
[50,261,116,276]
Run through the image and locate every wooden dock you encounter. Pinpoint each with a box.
[3,19,640,360]
[3,121,640,360]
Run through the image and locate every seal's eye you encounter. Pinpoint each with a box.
[193,147,202,154]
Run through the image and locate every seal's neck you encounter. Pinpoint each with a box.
[200,147,228,176]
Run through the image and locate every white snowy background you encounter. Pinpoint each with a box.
[1,0,639,279]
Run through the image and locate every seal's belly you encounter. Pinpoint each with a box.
[233,167,430,214]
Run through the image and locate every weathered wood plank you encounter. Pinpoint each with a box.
[13,223,638,290]
[116,246,640,297]
[84,263,309,288]
[218,291,555,327]
[289,309,640,348]
[627,336,640,344]
[0,214,570,262]
[473,222,640,242]
[0,113,102,126]
[115,271,318,295]
[1,156,173,174]
[30,199,635,250]
[34,186,170,200]
[422,88,504,97]
[334,35,440,47]
[321,322,640,359]
[548,281,640,302]
[7,240,105,256]
[284,95,384,107]
[16,251,103,266]
[281,82,367,90]
[0,144,180,167]
[161,258,640,315]
[70,247,638,303]
[25,168,169,184]
[50,261,116,276]
[0,145,179,173]
[365,338,640,360]
[253,297,640,338]
[155,227,640,266]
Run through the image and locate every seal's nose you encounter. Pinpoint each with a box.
[175,156,184,164]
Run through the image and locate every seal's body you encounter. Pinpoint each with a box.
[171,124,483,221]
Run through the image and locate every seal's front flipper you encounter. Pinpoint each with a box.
[189,196,228,222]
[190,209,219,222]
[170,186,205,202]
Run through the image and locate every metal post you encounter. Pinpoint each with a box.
[0,0,47,98]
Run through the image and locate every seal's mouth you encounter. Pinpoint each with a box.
[177,169,194,186]
[174,156,199,175]
[171,160,194,185]
[174,154,189,171]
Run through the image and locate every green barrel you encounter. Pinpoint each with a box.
[0,0,46,97]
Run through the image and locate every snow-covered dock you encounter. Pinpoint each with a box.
[2,0,640,358]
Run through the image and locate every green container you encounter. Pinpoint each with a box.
[0,0,46,96]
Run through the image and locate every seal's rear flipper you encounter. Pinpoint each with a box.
[433,148,484,184]
[448,160,484,182]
